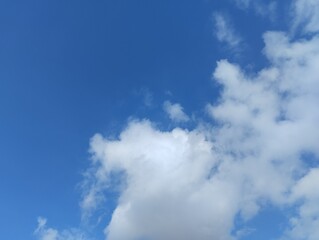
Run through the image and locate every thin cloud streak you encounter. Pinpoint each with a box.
[213,12,242,49]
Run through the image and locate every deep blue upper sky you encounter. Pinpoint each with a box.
[0,1,289,239]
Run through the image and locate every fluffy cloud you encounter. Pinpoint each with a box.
[39,1,319,240]
[82,14,319,240]
[208,27,319,239]
[163,101,190,122]
[87,121,226,240]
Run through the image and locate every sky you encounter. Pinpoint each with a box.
[1,0,319,240]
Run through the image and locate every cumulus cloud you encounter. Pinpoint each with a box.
[82,6,319,239]
[87,121,236,240]
[163,101,190,122]
[38,1,319,240]
[213,13,242,49]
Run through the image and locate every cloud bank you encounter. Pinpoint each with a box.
[37,1,319,239]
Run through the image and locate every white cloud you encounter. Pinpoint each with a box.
[34,217,88,240]
[37,1,319,240]
[214,13,242,49]
[234,0,277,19]
[293,0,319,33]
[283,168,319,240]
[82,21,319,240]
[87,120,240,240]
[34,217,59,240]
[208,28,319,239]
[163,101,190,122]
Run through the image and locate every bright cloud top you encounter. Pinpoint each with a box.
[36,0,319,240]
[89,121,222,240]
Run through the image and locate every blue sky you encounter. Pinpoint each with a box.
[1,1,319,240]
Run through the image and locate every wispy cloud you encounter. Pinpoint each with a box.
[213,12,242,49]
[34,217,88,240]
[234,0,277,20]
[163,101,190,123]
[133,87,154,107]
[292,0,319,34]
